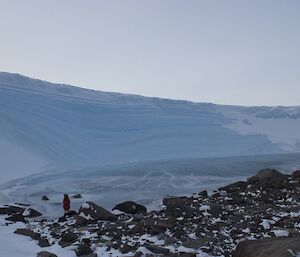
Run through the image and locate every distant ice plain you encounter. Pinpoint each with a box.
[1,153,300,217]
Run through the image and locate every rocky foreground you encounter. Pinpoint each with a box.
[0,169,300,257]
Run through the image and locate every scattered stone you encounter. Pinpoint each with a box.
[58,231,78,247]
[65,210,78,217]
[119,243,136,254]
[23,208,42,218]
[3,168,300,257]
[219,181,246,193]
[6,213,25,222]
[78,254,97,257]
[42,195,49,201]
[112,201,147,214]
[145,244,170,255]
[79,202,116,221]
[176,254,196,257]
[37,251,57,257]
[133,252,143,257]
[198,190,208,197]
[38,237,51,247]
[163,196,192,208]
[74,215,88,227]
[183,238,207,249]
[58,216,67,222]
[292,170,300,180]
[128,222,144,235]
[75,244,93,256]
[14,228,40,240]
[0,205,25,215]
[81,238,91,245]
[73,194,82,199]
[208,203,223,217]
[163,196,194,218]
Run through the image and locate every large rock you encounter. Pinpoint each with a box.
[72,194,82,199]
[248,169,287,183]
[37,252,57,257]
[14,228,40,240]
[23,208,42,218]
[163,196,192,207]
[41,195,49,201]
[75,244,93,256]
[163,196,194,218]
[233,237,300,257]
[183,238,207,249]
[219,181,246,193]
[0,205,25,215]
[128,222,145,235]
[119,243,138,254]
[292,170,300,180]
[58,231,78,247]
[112,201,147,215]
[79,202,116,222]
[145,244,170,255]
[38,237,51,247]
[65,210,78,217]
[74,215,89,227]
[6,213,25,222]
[148,219,175,235]
[198,190,208,198]
[208,203,223,217]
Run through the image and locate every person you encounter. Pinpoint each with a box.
[63,194,70,214]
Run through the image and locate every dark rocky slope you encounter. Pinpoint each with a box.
[0,169,300,257]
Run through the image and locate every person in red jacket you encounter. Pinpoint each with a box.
[63,194,71,214]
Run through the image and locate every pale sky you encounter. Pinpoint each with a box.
[0,0,299,106]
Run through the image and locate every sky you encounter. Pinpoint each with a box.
[0,0,299,106]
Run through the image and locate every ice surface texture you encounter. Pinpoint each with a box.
[1,72,300,181]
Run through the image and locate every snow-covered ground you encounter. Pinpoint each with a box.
[0,216,74,257]
[0,216,215,257]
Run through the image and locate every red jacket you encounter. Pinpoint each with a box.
[63,196,70,210]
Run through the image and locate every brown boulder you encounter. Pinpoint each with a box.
[233,237,300,257]
[37,252,57,257]
[219,181,246,193]
[72,194,82,199]
[292,170,300,180]
[163,196,192,207]
[14,228,40,240]
[163,196,194,218]
[79,202,116,222]
[248,169,287,183]
[74,215,88,227]
[112,201,147,215]
[145,244,170,255]
[0,205,25,215]
[75,244,93,256]
[6,213,25,222]
[38,237,51,247]
[58,231,78,247]
[24,208,42,218]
